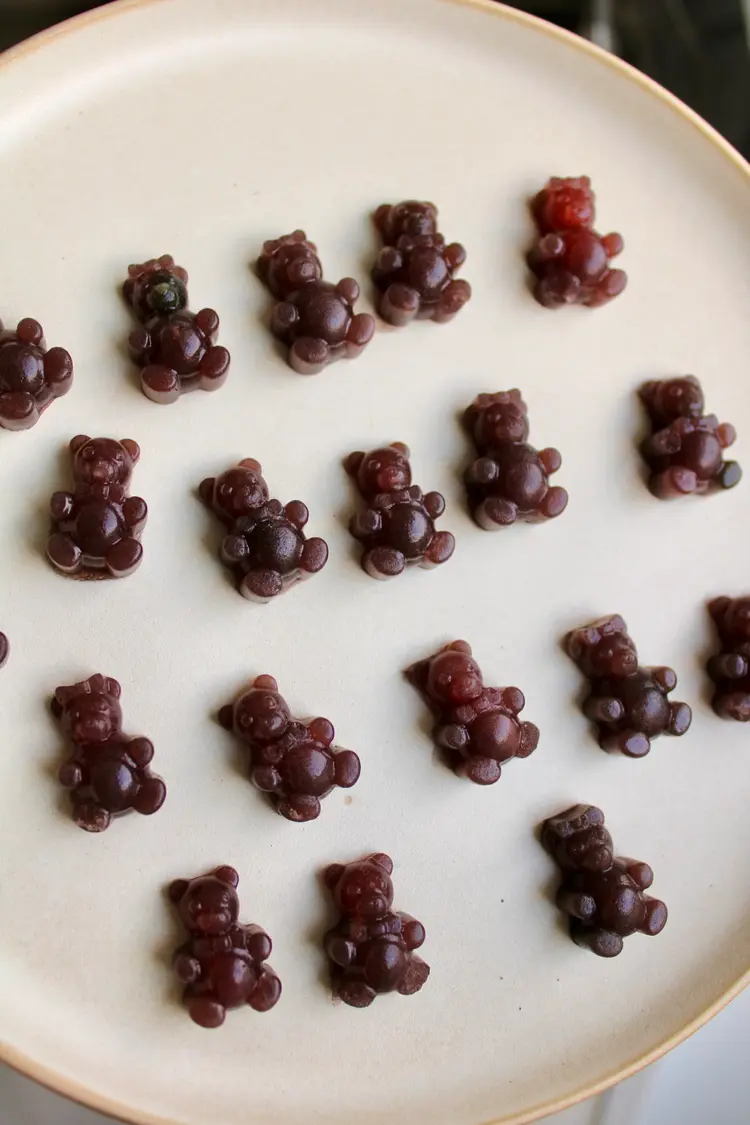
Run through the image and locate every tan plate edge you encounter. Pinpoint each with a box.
[0,1,748,1124]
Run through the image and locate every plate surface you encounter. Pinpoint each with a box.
[0,2,749,1123]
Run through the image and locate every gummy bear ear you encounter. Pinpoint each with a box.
[121,439,140,463]
[239,458,262,474]
[324,863,345,890]
[69,434,90,454]
[369,853,394,875]
[391,442,410,459]
[448,640,472,656]
[344,451,364,477]
[600,614,626,636]
[214,865,239,888]
[253,674,278,692]
[104,677,121,699]
[168,879,188,903]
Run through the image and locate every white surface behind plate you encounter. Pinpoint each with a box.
[0,2,748,1125]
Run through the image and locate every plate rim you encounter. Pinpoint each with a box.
[0,1,748,1123]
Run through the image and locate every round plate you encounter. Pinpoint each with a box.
[1,2,749,1123]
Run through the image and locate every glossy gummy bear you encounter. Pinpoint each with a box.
[52,674,166,832]
[707,596,750,721]
[527,176,627,309]
[541,804,668,957]
[47,434,147,579]
[257,231,374,374]
[0,317,73,431]
[407,639,539,784]
[464,390,568,528]
[218,674,361,821]
[372,199,471,325]
[168,866,281,1028]
[323,853,430,1007]
[565,614,692,757]
[124,254,230,403]
[346,442,454,578]
[639,376,741,498]
[199,458,328,601]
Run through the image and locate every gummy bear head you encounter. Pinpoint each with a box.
[470,391,529,452]
[170,867,240,936]
[55,675,123,744]
[567,615,638,679]
[351,444,412,498]
[426,643,484,706]
[210,460,269,522]
[232,682,292,745]
[325,853,394,921]
[725,597,750,642]
[70,435,139,488]
[642,377,704,426]
[379,200,438,243]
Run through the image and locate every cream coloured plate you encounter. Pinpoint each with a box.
[1,2,749,1123]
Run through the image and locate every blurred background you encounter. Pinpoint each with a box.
[0,0,748,156]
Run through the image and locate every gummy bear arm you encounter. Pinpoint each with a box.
[50,491,75,521]
[398,914,426,950]
[647,666,677,692]
[423,491,445,518]
[324,932,357,967]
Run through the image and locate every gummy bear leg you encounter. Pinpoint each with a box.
[0,390,38,431]
[667,701,692,735]
[199,345,231,391]
[599,729,651,758]
[539,485,569,519]
[47,532,82,575]
[649,466,698,499]
[72,798,111,833]
[132,776,167,815]
[105,537,144,578]
[433,279,471,323]
[277,794,321,822]
[300,536,329,575]
[570,923,624,958]
[556,888,596,924]
[239,568,284,602]
[248,967,282,1012]
[289,336,329,375]
[187,997,226,1029]
[713,690,750,722]
[362,546,405,579]
[337,978,377,1008]
[58,760,83,789]
[345,312,375,354]
[719,460,742,490]
[423,530,455,568]
[141,364,181,405]
[398,955,430,995]
[517,721,540,758]
[333,749,361,788]
[459,755,503,785]
[474,496,518,530]
[641,896,668,936]
[378,283,420,327]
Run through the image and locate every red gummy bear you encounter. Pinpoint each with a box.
[542,804,667,957]
[257,232,375,375]
[639,376,741,498]
[565,614,692,757]
[0,317,73,431]
[407,640,539,784]
[124,254,230,404]
[464,390,568,528]
[707,596,750,721]
[199,458,328,602]
[372,199,471,325]
[47,435,147,580]
[218,674,361,821]
[323,853,429,1007]
[346,443,454,578]
[169,866,281,1028]
[528,176,627,309]
[52,674,165,832]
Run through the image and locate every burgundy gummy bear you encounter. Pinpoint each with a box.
[0,317,73,431]
[707,596,750,721]
[0,632,8,669]
[52,674,166,832]
[218,674,361,821]
[639,376,741,498]
[323,853,429,1007]
[257,231,374,375]
[407,639,539,784]
[169,866,281,1028]
[199,458,328,601]
[345,442,454,578]
[47,435,147,579]
[528,176,627,309]
[372,200,471,325]
[541,804,668,957]
[464,390,568,528]
[565,614,691,757]
[124,254,230,404]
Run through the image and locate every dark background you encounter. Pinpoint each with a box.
[1,0,749,157]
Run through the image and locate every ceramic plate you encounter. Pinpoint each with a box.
[0,1,749,1123]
